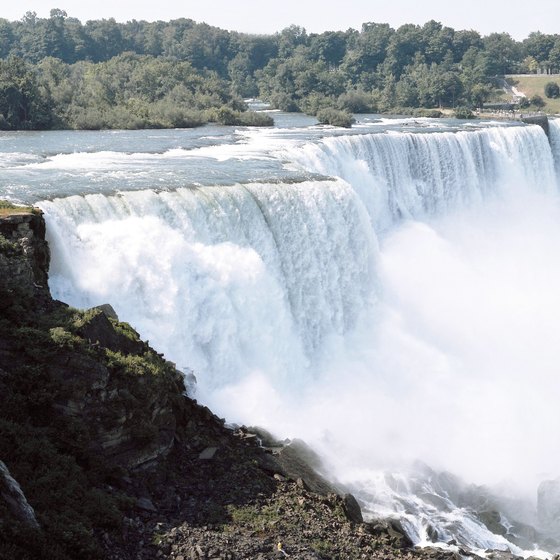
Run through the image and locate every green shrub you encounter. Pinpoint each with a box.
[544,82,560,99]
[454,106,475,119]
[208,106,273,126]
[269,92,299,112]
[412,108,443,118]
[300,93,333,116]
[337,90,377,113]
[49,327,83,349]
[236,111,274,126]
[0,235,19,255]
[530,94,545,108]
[316,108,355,128]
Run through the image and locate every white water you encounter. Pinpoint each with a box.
[40,121,560,554]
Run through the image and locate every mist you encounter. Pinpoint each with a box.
[205,186,560,503]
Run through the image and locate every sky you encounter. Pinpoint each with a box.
[2,0,560,40]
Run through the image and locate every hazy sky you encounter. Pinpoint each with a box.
[2,0,559,40]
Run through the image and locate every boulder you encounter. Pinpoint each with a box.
[342,493,363,524]
[77,309,145,355]
[94,303,119,321]
[262,439,336,496]
[479,510,507,536]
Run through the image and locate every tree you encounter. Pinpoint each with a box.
[0,18,15,58]
[530,94,545,108]
[549,39,560,73]
[483,33,521,75]
[544,82,560,98]
[523,32,557,65]
[0,57,53,129]
[309,31,348,67]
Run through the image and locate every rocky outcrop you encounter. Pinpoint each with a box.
[259,438,337,496]
[0,460,39,529]
[46,313,185,470]
[521,115,550,138]
[0,209,187,472]
[0,210,49,300]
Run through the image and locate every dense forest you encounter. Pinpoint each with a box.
[1,9,559,129]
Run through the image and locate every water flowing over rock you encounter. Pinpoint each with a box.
[4,118,560,558]
[33,120,560,556]
[538,479,560,530]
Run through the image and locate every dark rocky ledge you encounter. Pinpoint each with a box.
[0,208,524,560]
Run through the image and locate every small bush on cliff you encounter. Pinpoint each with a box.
[0,235,19,255]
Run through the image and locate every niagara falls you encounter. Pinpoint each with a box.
[2,112,559,555]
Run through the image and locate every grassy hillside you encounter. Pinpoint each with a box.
[506,74,560,114]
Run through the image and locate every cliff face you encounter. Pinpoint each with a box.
[0,208,193,559]
[0,210,50,300]
[0,209,186,472]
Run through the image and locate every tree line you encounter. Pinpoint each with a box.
[1,9,558,130]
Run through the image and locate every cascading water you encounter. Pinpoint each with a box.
[11,118,560,556]
[284,124,557,230]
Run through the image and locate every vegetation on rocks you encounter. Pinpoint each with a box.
[316,107,355,127]
[453,106,475,119]
[0,209,187,559]
[0,200,35,216]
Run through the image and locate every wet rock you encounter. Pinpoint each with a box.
[198,447,219,460]
[137,497,157,512]
[486,550,518,560]
[0,460,39,529]
[263,439,336,495]
[342,493,363,524]
[479,510,507,536]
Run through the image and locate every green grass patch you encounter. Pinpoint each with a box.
[225,503,281,531]
[0,200,36,216]
[507,74,560,114]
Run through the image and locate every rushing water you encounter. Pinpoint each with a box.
[3,113,560,555]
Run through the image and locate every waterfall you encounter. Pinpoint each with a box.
[39,121,560,555]
[283,124,557,230]
[548,118,560,176]
[42,179,377,390]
